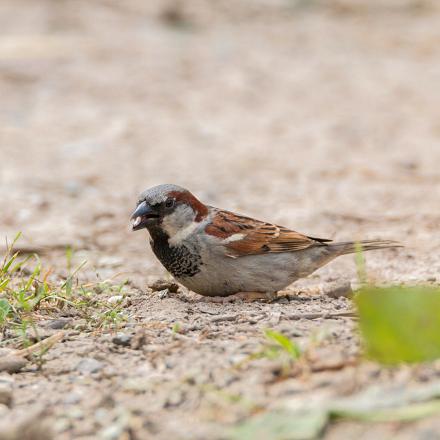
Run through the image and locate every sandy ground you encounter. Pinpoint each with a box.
[1,0,440,438]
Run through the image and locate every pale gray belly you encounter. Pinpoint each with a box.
[175,247,333,297]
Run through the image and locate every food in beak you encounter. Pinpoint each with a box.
[132,216,142,228]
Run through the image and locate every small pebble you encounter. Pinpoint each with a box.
[0,357,27,374]
[73,319,88,330]
[130,328,147,350]
[100,423,125,440]
[63,392,81,405]
[112,333,131,347]
[158,289,169,299]
[0,403,9,417]
[64,179,82,196]
[76,358,104,374]
[0,349,16,357]
[323,281,353,299]
[122,378,150,393]
[164,389,184,407]
[149,279,179,293]
[0,383,13,407]
[108,295,123,304]
[25,327,57,342]
[46,318,73,330]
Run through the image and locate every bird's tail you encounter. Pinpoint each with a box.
[328,240,402,256]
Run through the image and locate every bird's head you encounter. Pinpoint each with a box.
[131,184,208,237]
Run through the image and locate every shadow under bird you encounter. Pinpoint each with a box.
[131,184,401,297]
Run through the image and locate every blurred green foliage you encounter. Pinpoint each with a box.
[355,286,440,364]
[264,329,301,360]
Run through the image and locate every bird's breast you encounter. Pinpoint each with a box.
[150,236,202,278]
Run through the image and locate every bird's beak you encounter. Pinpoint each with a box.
[130,201,159,231]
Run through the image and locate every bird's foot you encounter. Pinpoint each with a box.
[234,291,277,302]
[197,291,277,303]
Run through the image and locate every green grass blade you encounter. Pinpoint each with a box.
[264,329,301,360]
[0,299,11,325]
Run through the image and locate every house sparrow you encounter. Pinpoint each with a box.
[131,184,401,297]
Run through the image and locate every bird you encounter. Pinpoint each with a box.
[131,184,401,298]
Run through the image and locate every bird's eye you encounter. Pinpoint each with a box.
[165,198,174,208]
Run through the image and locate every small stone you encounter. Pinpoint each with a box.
[107,295,123,304]
[0,403,9,417]
[130,328,147,350]
[100,423,125,440]
[0,348,17,357]
[112,333,131,347]
[267,311,281,326]
[76,358,104,374]
[122,378,150,393]
[102,366,118,379]
[0,408,53,440]
[95,407,111,425]
[53,417,71,433]
[25,327,57,343]
[158,289,169,299]
[63,392,81,405]
[45,318,73,330]
[73,319,88,330]
[323,282,353,299]
[0,384,13,407]
[149,279,179,293]
[69,407,84,419]
[64,179,83,197]
[164,389,184,407]
[427,276,436,282]
[0,357,27,374]
[0,376,14,386]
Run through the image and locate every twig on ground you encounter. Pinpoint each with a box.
[0,331,65,373]
[309,356,359,373]
[11,331,65,358]
[210,314,238,323]
[282,311,357,320]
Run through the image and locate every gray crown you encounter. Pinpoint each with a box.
[138,184,187,205]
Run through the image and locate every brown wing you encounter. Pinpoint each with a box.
[205,209,331,258]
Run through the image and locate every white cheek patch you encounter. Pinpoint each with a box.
[168,221,200,246]
[162,204,198,245]
[161,211,179,236]
[222,233,245,243]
